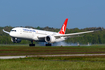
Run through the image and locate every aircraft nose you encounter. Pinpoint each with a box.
[9,32,13,37]
[9,32,15,37]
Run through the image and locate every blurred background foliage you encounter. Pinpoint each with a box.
[0,26,104,44]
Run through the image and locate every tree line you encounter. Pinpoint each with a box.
[0,26,104,44]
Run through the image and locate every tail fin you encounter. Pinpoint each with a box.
[59,18,68,34]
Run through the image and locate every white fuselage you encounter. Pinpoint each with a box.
[9,27,66,43]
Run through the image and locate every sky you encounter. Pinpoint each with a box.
[0,0,105,29]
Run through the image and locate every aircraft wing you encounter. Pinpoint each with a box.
[61,27,102,37]
[37,25,102,38]
[37,31,94,39]
[3,29,10,34]
[54,30,94,38]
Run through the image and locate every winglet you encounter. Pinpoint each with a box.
[59,18,68,34]
[3,29,10,34]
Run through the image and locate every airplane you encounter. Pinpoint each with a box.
[3,18,99,46]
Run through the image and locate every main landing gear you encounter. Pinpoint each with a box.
[45,43,52,46]
[29,41,35,46]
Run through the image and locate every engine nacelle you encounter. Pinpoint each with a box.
[45,36,56,43]
[11,37,21,43]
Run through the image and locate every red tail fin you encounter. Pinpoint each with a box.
[59,18,68,34]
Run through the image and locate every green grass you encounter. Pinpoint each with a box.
[0,45,105,69]
[0,57,105,70]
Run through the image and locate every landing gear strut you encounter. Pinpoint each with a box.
[46,43,52,46]
[29,41,35,46]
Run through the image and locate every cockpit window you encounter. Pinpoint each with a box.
[11,30,16,32]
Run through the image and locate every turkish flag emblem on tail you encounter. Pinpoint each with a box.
[59,18,68,34]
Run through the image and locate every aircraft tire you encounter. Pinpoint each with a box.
[29,44,35,46]
[46,44,52,46]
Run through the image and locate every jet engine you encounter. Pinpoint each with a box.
[45,36,56,43]
[11,37,21,43]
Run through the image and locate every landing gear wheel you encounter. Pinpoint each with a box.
[46,43,52,46]
[29,44,35,46]
[29,40,35,46]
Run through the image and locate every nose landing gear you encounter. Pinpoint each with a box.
[29,41,35,46]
